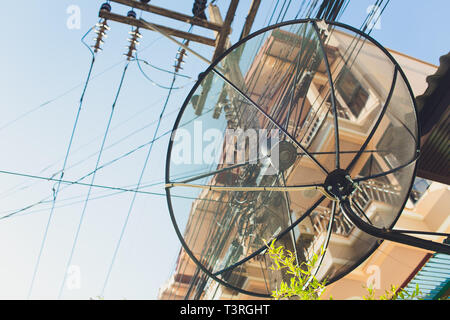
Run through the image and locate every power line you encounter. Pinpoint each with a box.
[57,61,130,299]
[27,25,98,299]
[101,71,178,297]
[0,103,214,222]
[0,93,182,203]
[100,22,192,296]
[136,56,194,90]
[0,28,170,137]
[0,34,189,202]
[0,167,230,220]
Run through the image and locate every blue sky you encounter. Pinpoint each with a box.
[0,0,447,299]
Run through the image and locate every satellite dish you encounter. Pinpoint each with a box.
[165,19,445,297]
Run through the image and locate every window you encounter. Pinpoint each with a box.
[336,66,369,118]
[409,177,431,204]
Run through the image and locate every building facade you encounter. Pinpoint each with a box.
[159,21,448,300]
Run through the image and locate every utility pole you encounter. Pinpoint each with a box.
[99,0,257,117]
[101,0,242,61]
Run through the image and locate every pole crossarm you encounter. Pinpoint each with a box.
[99,10,216,46]
[108,0,223,31]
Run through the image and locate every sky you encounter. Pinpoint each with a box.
[0,0,448,300]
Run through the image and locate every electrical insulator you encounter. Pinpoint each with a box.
[100,2,112,13]
[127,9,137,19]
[192,0,207,20]
[93,18,110,53]
[174,40,189,73]
[125,27,142,61]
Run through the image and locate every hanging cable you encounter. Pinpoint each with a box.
[100,21,194,296]
[275,0,288,23]
[28,4,113,300]
[57,60,129,299]
[26,16,107,298]
[136,58,191,78]
[56,8,143,298]
[0,100,180,206]
[100,72,177,296]
[0,104,215,222]
[136,22,193,90]
[0,22,192,223]
[0,7,110,135]
[136,54,194,90]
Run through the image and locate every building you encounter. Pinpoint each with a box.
[159,21,449,300]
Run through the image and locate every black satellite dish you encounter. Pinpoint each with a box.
[165,19,449,297]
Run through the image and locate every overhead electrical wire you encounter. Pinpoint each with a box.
[0,105,215,222]
[174,0,394,299]
[0,31,192,206]
[135,55,194,90]
[0,168,229,217]
[174,0,393,297]
[135,59,190,78]
[99,5,203,297]
[298,0,390,144]
[57,59,130,298]
[100,21,194,297]
[286,0,386,146]
[47,105,180,180]
[0,36,175,201]
[27,24,99,299]
[171,0,298,298]
[11,0,393,299]
[0,19,188,226]
[0,32,172,194]
[0,170,216,220]
[169,0,311,298]
[0,94,183,203]
[101,72,178,296]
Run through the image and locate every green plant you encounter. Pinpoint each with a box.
[362,283,422,300]
[266,241,423,300]
[265,240,326,300]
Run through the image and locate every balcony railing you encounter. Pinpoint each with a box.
[310,207,354,237]
[353,180,402,211]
